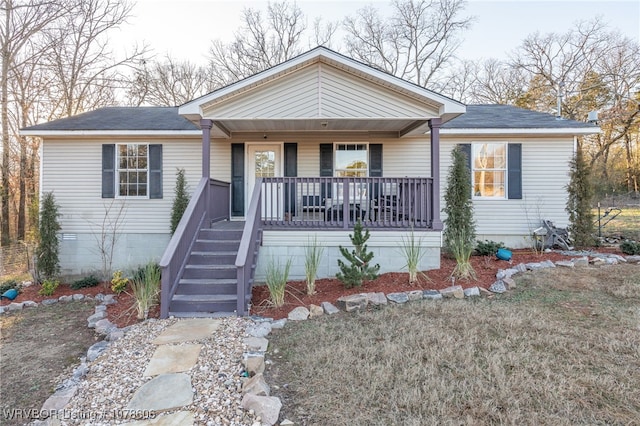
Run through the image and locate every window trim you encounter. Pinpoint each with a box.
[471,142,508,200]
[333,142,369,177]
[115,142,150,199]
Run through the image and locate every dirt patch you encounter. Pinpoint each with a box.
[0,302,98,425]
[251,249,579,319]
[266,265,640,425]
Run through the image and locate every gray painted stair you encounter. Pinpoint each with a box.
[168,221,258,317]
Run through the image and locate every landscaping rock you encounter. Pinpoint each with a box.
[336,294,368,312]
[94,319,117,335]
[439,285,464,299]
[386,292,409,304]
[280,420,295,426]
[270,318,287,329]
[22,300,38,308]
[407,290,423,301]
[41,384,78,411]
[244,337,269,352]
[107,329,125,341]
[94,304,107,312]
[555,260,574,268]
[503,277,516,290]
[72,294,85,301]
[541,260,556,268]
[572,257,589,267]
[591,257,606,266]
[95,293,105,302]
[422,290,443,300]
[287,306,310,321]
[321,301,340,315]
[626,255,640,264]
[103,294,116,305]
[246,322,272,338]
[72,363,89,381]
[463,287,480,297]
[241,394,282,426]
[6,302,23,311]
[0,306,5,315]
[243,352,266,375]
[479,287,493,296]
[489,280,507,294]
[127,373,194,412]
[309,304,324,318]
[87,311,107,328]
[41,298,58,306]
[525,262,543,270]
[249,315,273,323]
[242,372,270,396]
[144,344,202,377]
[515,263,528,273]
[364,292,388,306]
[58,295,73,302]
[87,340,109,362]
[605,257,619,265]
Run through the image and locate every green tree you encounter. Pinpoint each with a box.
[36,191,60,281]
[566,147,595,248]
[443,146,476,280]
[170,168,190,234]
[336,221,379,288]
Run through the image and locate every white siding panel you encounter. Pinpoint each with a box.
[439,137,574,246]
[42,137,202,235]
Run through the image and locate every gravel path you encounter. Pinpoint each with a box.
[60,317,259,426]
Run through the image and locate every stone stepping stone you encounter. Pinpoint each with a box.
[152,319,220,345]
[127,373,193,412]
[122,411,194,425]
[144,344,202,377]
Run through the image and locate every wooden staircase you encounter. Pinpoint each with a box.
[168,221,258,317]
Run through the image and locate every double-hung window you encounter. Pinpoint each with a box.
[117,143,148,197]
[472,143,507,198]
[334,143,368,177]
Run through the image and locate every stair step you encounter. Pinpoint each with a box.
[169,311,236,318]
[176,278,237,295]
[188,251,237,265]
[169,294,238,314]
[172,294,237,302]
[192,239,240,251]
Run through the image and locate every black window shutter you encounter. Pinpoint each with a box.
[459,144,472,173]
[231,143,245,216]
[319,143,333,199]
[369,144,382,177]
[102,144,115,198]
[508,143,522,199]
[284,143,297,215]
[148,144,163,199]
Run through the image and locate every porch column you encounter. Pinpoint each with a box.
[429,118,443,231]
[200,119,213,179]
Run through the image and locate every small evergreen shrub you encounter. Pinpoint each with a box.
[474,240,506,257]
[620,240,640,255]
[70,274,100,290]
[37,192,61,281]
[39,279,59,296]
[110,270,129,294]
[170,168,190,234]
[0,279,21,295]
[336,221,380,289]
[566,148,595,248]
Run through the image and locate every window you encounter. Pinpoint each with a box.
[117,143,148,197]
[335,144,368,177]
[472,143,506,198]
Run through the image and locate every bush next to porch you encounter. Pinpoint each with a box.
[336,221,380,288]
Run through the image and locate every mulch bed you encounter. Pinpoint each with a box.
[2,247,622,326]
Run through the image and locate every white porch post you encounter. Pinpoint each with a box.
[200,119,213,178]
[429,118,443,230]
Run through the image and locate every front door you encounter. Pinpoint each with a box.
[247,143,283,219]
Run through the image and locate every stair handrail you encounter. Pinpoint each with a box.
[159,177,209,318]
[236,177,263,316]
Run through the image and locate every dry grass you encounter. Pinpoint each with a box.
[596,206,640,240]
[266,265,640,425]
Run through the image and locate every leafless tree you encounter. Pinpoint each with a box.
[207,1,308,87]
[127,56,214,106]
[343,0,472,87]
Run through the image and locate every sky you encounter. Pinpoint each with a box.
[111,0,640,63]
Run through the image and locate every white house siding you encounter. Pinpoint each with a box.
[41,136,202,276]
[255,230,441,281]
[439,136,574,248]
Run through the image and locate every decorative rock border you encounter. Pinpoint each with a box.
[240,251,639,425]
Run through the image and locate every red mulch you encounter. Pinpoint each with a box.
[1,247,622,326]
[250,248,619,320]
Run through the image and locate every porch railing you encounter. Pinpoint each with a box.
[159,178,230,318]
[236,178,263,316]
[260,177,434,229]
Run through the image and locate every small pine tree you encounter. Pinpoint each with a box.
[170,168,190,234]
[37,192,61,281]
[336,221,380,288]
[443,146,476,280]
[566,147,595,248]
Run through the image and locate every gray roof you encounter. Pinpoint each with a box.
[444,104,596,129]
[22,104,595,132]
[22,107,199,131]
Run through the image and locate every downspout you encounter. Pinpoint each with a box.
[429,118,443,231]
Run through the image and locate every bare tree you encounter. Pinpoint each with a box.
[207,1,308,87]
[126,56,214,106]
[343,0,472,87]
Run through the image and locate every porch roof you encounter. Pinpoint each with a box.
[178,46,466,138]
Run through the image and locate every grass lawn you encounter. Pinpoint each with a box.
[266,264,640,425]
[595,206,640,241]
